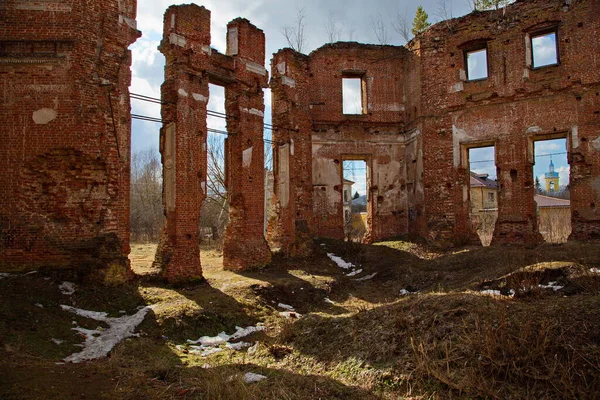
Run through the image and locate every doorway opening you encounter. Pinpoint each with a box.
[467,145,497,246]
[201,83,229,247]
[532,137,570,243]
[342,159,368,241]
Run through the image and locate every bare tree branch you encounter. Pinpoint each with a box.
[325,11,342,43]
[281,6,307,52]
[371,14,389,45]
[392,9,411,43]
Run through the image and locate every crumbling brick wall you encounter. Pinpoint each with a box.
[272,0,599,246]
[0,0,140,283]
[154,5,271,282]
[416,0,600,244]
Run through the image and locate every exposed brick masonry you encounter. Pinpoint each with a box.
[0,0,140,283]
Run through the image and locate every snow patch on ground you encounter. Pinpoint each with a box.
[0,273,13,279]
[60,305,155,363]
[590,268,600,274]
[480,289,502,296]
[59,282,76,296]
[324,297,335,304]
[327,252,377,281]
[353,272,378,282]
[539,282,564,291]
[326,253,355,270]
[243,372,267,383]
[184,325,265,356]
[346,269,363,277]
[277,303,295,311]
[399,289,414,296]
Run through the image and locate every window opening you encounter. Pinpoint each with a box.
[342,77,364,115]
[465,47,488,81]
[533,137,570,243]
[532,31,558,68]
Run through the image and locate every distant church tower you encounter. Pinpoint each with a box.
[545,159,559,192]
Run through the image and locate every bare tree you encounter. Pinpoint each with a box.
[371,14,389,45]
[436,0,457,32]
[200,134,228,242]
[436,0,454,19]
[346,26,356,41]
[324,11,342,43]
[392,9,411,43]
[281,6,307,52]
[130,148,163,242]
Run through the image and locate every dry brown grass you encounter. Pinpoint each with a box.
[2,239,600,399]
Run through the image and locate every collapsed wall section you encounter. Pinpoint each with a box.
[0,0,140,283]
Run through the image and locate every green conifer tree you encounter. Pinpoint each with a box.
[411,6,431,36]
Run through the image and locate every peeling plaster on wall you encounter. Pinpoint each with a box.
[32,108,57,124]
[118,15,137,30]
[572,126,580,149]
[192,93,208,102]
[452,125,473,168]
[169,33,186,47]
[241,108,264,117]
[526,126,542,134]
[592,136,600,151]
[450,82,464,93]
[242,147,253,168]
[282,76,296,87]
[276,62,286,75]
[201,45,212,55]
[245,61,267,76]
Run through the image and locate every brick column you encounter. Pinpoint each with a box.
[569,123,600,240]
[222,18,271,270]
[154,5,210,282]
[492,137,543,244]
[269,49,313,257]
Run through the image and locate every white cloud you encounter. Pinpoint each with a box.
[532,33,557,67]
[342,78,362,114]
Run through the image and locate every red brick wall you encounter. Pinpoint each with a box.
[417,0,600,244]
[271,0,599,246]
[0,0,139,283]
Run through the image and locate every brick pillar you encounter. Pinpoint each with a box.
[492,137,543,244]
[222,18,272,270]
[569,124,600,240]
[269,50,313,257]
[154,5,210,282]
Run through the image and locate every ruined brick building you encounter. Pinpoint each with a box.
[1,0,599,283]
